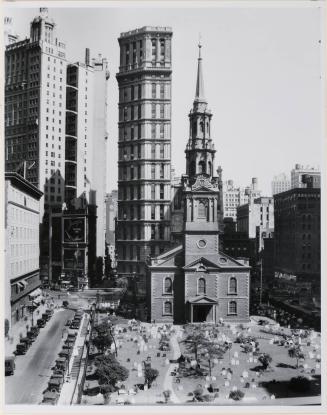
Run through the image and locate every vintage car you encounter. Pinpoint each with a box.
[5,356,15,375]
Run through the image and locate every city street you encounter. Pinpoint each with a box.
[5,308,74,405]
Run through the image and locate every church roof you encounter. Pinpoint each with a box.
[148,245,184,269]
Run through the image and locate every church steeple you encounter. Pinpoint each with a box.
[185,42,215,181]
[194,42,206,104]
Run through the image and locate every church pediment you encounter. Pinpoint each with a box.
[188,295,218,304]
[184,254,250,270]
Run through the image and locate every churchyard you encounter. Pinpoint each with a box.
[81,315,321,405]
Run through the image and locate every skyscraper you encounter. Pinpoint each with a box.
[116,27,173,290]
[5,9,109,287]
[271,173,291,196]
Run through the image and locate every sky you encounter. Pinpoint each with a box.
[4,2,324,195]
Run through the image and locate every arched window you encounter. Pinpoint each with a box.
[228,301,237,315]
[198,277,206,295]
[198,160,206,174]
[200,121,204,133]
[193,121,197,135]
[198,202,206,218]
[229,277,237,294]
[164,277,173,294]
[164,301,172,315]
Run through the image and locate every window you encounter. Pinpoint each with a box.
[160,83,165,98]
[152,104,156,118]
[228,301,237,315]
[138,84,141,99]
[229,277,237,294]
[163,301,172,315]
[160,184,164,199]
[160,164,164,179]
[160,204,164,220]
[151,39,156,61]
[160,104,164,118]
[151,164,156,179]
[159,224,164,240]
[151,205,155,220]
[198,202,206,218]
[152,83,156,98]
[131,126,134,140]
[160,124,164,139]
[198,278,206,295]
[164,277,173,294]
[131,85,134,100]
[160,144,164,158]
[151,224,156,240]
[151,184,155,199]
[151,144,156,158]
[151,124,156,138]
[138,124,141,139]
[138,105,141,119]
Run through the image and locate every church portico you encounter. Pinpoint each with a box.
[188,296,217,323]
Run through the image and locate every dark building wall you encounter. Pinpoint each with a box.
[274,188,320,282]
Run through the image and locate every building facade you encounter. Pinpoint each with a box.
[5,9,109,287]
[5,173,43,330]
[237,197,274,239]
[116,27,173,290]
[274,187,320,288]
[147,45,250,324]
[105,190,118,265]
[291,164,320,189]
[271,173,291,196]
[223,178,261,223]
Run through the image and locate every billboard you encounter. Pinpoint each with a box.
[63,217,85,243]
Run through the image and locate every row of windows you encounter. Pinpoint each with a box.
[162,300,238,316]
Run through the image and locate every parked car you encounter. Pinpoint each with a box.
[5,356,15,375]
[48,376,63,392]
[37,318,46,328]
[15,343,28,355]
[70,322,80,330]
[20,337,32,349]
[27,331,37,341]
[45,309,54,318]
[65,319,72,327]
[41,390,59,405]
[31,325,40,335]
[42,313,50,322]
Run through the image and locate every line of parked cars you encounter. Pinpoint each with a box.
[40,310,84,405]
[5,309,54,376]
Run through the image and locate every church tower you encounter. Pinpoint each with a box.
[183,43,220,266]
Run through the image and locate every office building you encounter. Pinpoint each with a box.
[116,26,173,291]
[274,187,320,287]
[223,178,261,223]
[237,196,274,239]
[5,173,43,331]
[271,173,291,196]
[291,164,320,189]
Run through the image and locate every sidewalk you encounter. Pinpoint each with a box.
[5,302,52,356]
[58,313,90,405]
[162,328,182,404]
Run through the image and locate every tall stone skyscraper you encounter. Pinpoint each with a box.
[116,27,173,292]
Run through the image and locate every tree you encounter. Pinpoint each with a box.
[181,327,207,361]
[144,367,159,388]
[258,353,272,371]
[201,342,226,377]
[5,319,9,337]
[288,345,305,369]
[95,354,129,404]
[93,321,114,354]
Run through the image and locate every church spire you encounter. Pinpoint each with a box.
[194,39,206,104]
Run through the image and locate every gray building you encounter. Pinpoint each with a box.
[116,27,173,294]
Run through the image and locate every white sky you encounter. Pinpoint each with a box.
[4,2,324,195]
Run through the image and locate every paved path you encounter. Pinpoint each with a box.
[162,330,182,403]
[5,308,74,405]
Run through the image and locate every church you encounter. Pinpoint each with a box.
[146,44,250,324]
